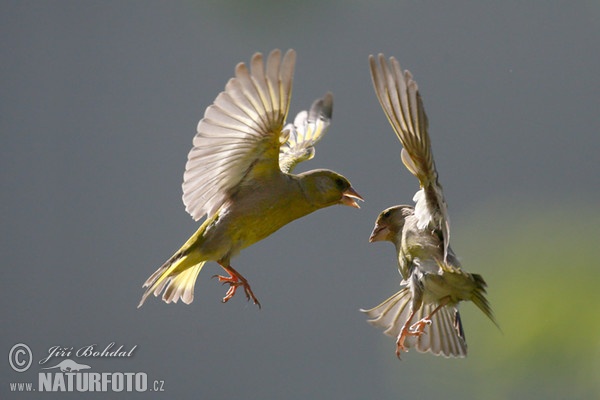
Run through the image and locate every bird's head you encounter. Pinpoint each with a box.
[299,169,363,209]
[369,205,414,242]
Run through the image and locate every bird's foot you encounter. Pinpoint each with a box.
[213,266,261,308]
[395,323,425,358]
[395,335,409,359]
[409,318,432,335]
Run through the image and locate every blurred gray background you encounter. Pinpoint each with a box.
[2,1,599,399]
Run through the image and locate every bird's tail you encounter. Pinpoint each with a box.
[361,287,467,358]
[437,260,500,330]
[138,249,206,308]
[470,273,500,329]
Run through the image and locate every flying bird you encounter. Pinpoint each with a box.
[139,49,362,308]
[362,54,497,358]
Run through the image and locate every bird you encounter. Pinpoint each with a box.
[138,49,363,309]
[361,54,497,358]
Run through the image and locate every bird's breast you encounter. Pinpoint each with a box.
[207,177,316,255]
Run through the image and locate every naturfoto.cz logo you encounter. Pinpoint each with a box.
[7,343,165,393]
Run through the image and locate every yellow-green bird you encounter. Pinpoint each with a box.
[362,54,497,358]
[138,49,362,308]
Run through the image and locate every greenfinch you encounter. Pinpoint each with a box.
[138,49,362,308]
[362,54,497,358]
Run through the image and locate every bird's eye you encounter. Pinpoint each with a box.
[383,210,391,218]
[334,177,346,189]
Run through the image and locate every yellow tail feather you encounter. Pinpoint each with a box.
[138,252,206,307]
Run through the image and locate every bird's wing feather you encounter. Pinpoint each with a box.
[369,54,450,260]
[279,92,333,173]
[182,49,296,221]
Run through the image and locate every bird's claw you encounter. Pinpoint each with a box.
[409,318,432,335]
[395,322,428,359]
[212,274,261,308]
[395,340,408,359]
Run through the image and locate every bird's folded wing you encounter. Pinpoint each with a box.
[369,54,450,259]
[182,49,296,221]
[278,92,333,173]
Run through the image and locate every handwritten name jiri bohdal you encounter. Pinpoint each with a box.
[39,343,137,365]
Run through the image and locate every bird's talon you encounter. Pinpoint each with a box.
[395,343,408,359]
[214,267,261,308]
[409,318,431,336]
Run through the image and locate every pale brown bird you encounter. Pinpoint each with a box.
[362,54,497,358]
[138,49,362,308]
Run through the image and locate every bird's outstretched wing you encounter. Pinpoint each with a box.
[182,49,296,221]
[369,54,450,260]
[278,92,333,174]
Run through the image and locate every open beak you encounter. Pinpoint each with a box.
[340,186,364,209]
[369,223,389,242]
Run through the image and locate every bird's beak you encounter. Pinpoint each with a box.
[340,186,364,209]
[369,223,389,242]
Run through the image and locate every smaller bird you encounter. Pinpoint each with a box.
[138,49,362,309]
[362,54,497,358]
